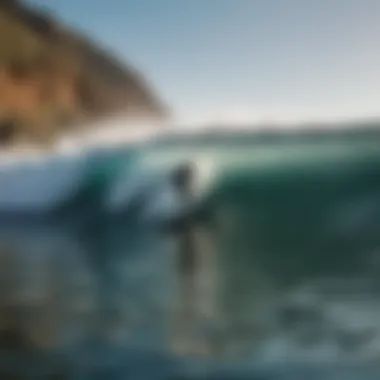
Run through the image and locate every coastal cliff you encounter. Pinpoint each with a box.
[0,0,167,146]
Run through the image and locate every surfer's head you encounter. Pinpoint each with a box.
[171,163,194,193]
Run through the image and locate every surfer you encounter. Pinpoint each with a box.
[169,163,200,278]
[167,163,219,355]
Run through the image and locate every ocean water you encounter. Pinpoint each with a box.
[1,128,380,378]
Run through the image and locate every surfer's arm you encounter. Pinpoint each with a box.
[160,196,215,235]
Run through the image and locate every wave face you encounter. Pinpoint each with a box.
[0,129,380,377]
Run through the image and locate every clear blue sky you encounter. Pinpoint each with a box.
[27,0,380,123]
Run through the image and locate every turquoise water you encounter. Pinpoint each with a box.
[2,128,380,377]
